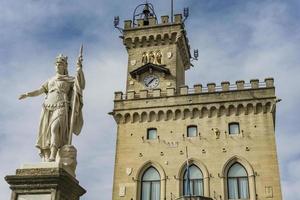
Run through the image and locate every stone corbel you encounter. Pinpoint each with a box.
[132,177,139,182]
[218,173,224,178]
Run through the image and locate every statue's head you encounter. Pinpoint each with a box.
[55,54,68,75]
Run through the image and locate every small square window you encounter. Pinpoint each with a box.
[147,128,157,140]
[187,126,197,137]
[229,123,240,135]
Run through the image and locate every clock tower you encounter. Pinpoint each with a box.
[111,3,282,200]
[122,6,191,93]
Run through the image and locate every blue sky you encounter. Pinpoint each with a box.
[0,0,300,199]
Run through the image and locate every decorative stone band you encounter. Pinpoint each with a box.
[114,78,274,101]
[112,100,274,124]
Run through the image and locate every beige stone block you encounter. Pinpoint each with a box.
[221,81,230,91]
[139,90,148,98]
[114,91,123,100]
[174,14,182,23]
[148,16,157,26]
[161,15,169,24]
[167,87,175,96]
[207,83,216,92]
[153,88,161,97]
[236,80,245,90]
[194,84,202,93]
[265,77,274,87]
[124,20,132,29]
[127,90,135,99]
[250,79,259,89]
[137,19,144,27]
[179,85,188,95]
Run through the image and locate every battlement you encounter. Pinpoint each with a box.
[115,78,274,101]
[124,14,183,30]
[122,14,187,50]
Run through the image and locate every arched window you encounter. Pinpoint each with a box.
[227,163,249,199]
[187,125,197,137]
[141,167,160,200]
[183,164,204,196]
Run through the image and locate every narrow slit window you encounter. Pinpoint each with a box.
[229,123,240,135]
[147,128,157,140]
[187,126,197,137]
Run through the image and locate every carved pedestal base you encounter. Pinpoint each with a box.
[5,164,86,200]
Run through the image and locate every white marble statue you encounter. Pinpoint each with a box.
[19,47,85,162]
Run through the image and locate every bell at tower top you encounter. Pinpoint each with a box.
[132,2,157,26]
[123,2,187,30]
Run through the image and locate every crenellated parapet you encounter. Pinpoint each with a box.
[112,78,276,124]
[124,14,183,30]
[115,78,274,101]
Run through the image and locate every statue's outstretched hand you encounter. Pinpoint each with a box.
[19,93,27,100]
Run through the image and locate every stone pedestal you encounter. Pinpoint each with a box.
[5,163,86,200]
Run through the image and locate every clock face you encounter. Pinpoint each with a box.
[144,75,159,88]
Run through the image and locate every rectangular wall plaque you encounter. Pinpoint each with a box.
[265,186,273,198]
[17,194,51,200]
[119,185,126,197]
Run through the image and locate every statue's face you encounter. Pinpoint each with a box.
[55,62,67,75]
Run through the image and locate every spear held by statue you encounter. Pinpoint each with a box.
[68,44,85,145]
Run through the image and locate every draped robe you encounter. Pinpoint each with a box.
[36,69,85,151]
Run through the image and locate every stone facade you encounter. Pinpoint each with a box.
[111,12,282,200]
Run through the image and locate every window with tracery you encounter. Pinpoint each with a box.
[227,163,249,199]
[183,164,204,196]
[141,167,160,200]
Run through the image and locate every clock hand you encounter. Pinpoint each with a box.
[148,78,155,85]
[145,79,152,86]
